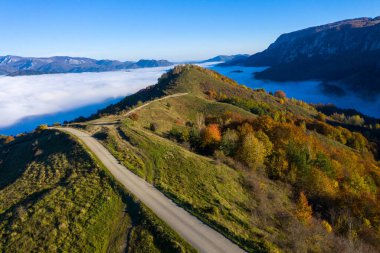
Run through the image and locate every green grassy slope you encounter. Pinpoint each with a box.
[0,130,195,253]
[88,123,276,252]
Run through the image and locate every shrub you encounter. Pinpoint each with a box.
[274,90,286,99]
[331,113,346,122]
[36,124,48,131]
[221,129,239,156]
[129,113,139,121]
[322,220,333,233]
[150,123,158,132]
[169,127,189,143]
[316,112,326,122]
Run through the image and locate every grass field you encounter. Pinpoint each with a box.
[0,130,195,253]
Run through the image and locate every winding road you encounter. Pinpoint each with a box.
[123,92,189,116]
[55,127,246,253]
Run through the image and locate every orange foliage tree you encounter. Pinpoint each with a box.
[201,124,221,147]
[4,136,15,144]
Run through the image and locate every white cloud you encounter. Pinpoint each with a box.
[0,66,174,128]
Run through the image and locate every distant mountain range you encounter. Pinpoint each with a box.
[222,16,380,98]
[201,54,249,63]
[0,55,174,76]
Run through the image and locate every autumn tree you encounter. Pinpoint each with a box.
[236,132,266,169]
[201,124,221,147]
[316,112,326,122]
[347,132,367,152]
[296,192,313,224]
[347,115,364,126]
[4,136,15,144]
[205,89,217,99]
[254,130,273,157]
[274,90,286,99]
[237,122,253,136]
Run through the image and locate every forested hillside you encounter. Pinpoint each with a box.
[79,65,380,252]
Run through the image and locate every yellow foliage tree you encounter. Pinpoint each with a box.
[322,220,333,233]
[236,132,266,169]
[296,192,313,224]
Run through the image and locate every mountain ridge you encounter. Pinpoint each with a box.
[201,54,249,63]
[0,55,174,76]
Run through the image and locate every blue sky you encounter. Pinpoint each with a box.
[1,0,380,61]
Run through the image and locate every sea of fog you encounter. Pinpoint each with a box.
[0,66,175,135]
[209,65,380,119]
[1,63,379,136]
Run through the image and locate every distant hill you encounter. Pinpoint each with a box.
[0,55,173,76]
[222,16,380,98]
[202,54,249,63]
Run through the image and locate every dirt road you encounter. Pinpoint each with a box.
[56,127,246,253]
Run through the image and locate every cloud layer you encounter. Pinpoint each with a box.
[0,66,173,128]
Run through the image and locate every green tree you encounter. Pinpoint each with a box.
[312,152,335,178]
[221,129,239,156]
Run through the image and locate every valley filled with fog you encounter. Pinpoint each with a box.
[1,63,379,135]
[0,66,173,134]
[211,65,380,119]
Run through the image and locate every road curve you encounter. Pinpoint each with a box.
[56,127,246,253]
[123,92,189,116]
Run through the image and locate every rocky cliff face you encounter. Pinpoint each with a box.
[223,17,380,98]
[239,17,380,66]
